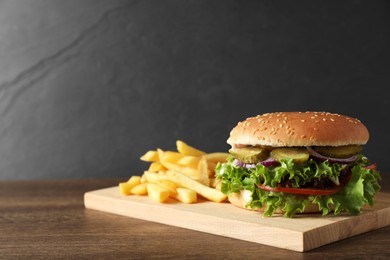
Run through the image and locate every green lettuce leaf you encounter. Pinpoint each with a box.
[215,156,381,218]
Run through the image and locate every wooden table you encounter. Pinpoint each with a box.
[1,177,389,259]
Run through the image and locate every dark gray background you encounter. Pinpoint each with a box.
[0,0,389,179]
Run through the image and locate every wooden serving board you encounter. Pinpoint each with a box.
[84,187,390,252]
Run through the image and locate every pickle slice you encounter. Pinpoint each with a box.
[229,147,270,163]
[270,148,309,163]
[314,145,362,158]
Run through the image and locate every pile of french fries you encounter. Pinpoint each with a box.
[119,140,230,204]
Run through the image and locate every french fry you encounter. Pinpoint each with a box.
[119,176,142,195]
[177,156,200,168]
[176,140,205,156]
[160,161,199,180]
[119,182,133,195]
[148,162,166,172]
[140,150,159,162]
[157,148,165,160]
[166,170,226,203]
[215,181,222,191]
[143,171,169,183]
[204,152,230,163]
[197,156,209,186]
[207,161,217,174]
[160,151,184,163]
[131,183,148,195]
[127,175,142,184]
[209,178,222,189]
[156,179,178,196]
[147,183,170,203]
[173,188,197,203]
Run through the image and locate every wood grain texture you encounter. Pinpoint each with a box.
[84,187,390,252]
[1,178,390,258]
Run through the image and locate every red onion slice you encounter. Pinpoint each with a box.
[258,158,280,167]
[233,159,245,167]
[233,159,256,169]
[306,146,358,164]
[233,158,280,168]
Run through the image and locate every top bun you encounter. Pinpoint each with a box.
[227,112,369,147]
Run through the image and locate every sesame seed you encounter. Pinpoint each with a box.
[301,119,305,122]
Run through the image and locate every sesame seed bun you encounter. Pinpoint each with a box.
[228,191,322,214]
[227,112,369,147]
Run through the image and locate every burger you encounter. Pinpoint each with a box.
[215,112,381,217]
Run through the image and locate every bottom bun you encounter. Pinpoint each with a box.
[228,191,321,214]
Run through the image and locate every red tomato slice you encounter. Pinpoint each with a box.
[257,184,340,195]
[364,163,377,170]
